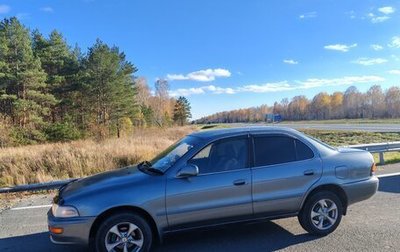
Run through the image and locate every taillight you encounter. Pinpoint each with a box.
[370,163,377,175]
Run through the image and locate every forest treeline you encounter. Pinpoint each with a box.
[0,18,191,147]
[196,85,400,124]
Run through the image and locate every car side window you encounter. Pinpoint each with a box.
[254,136,296,166]
[295,139,314,160]
[189,137,248,174]
[254,136,315,167]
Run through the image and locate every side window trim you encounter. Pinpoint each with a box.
[250,133,315,168]
[293,138,299,161]
[294,138,315,160]
[187,134,251,175]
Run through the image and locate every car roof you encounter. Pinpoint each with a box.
[189,126,300,140]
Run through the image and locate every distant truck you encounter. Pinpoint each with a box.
[265,113,282,123]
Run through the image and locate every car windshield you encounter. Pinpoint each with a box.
[150,136,196,171]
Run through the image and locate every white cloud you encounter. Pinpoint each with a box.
[324,43,357,52]
[299,76,384,87]
[372,16,390,23]
[370,44,384,51]
[206,85,236,94]
[0,4,10,14]
[366,7,395,23]
[166,74,187,81]
[299,11,317,19]
[169,85,235,96]
[167,68,231,82]
[388,36,400,48]
[238,81,293,93]
[378,6,395,15]
[367,12,390,23]
[169,75,384,96]
[352,57,388,66]
[283,59,298,65]
[388,69,400,75]
[169,87,206,97]
[40,7,54,13]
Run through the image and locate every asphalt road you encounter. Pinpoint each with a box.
[0,166,399,252]
[225,123,400,132]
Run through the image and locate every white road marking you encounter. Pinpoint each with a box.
[10,204,52,211]
[377,172,400,178]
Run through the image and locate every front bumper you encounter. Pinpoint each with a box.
[342,176,379,206]
[47,209,96,245]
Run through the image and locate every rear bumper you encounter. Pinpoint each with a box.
[47,209,95,245]
[342,176,379,206]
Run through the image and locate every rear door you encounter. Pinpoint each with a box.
[251,134,322,216]
[165,135,253,229]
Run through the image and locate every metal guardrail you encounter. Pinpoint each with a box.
[0,141,399,194]
[346,141,400,165]
[0,178,76,194]
[347,142,400,153]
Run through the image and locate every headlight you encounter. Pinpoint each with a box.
[52,204,79,218]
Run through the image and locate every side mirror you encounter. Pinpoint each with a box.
[176,164,199,178]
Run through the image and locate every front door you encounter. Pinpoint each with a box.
[165,136,253,229]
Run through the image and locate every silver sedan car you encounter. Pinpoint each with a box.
[48,127,378,252]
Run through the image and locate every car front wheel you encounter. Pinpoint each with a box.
[94,212,153,252]
[298,191,343,236]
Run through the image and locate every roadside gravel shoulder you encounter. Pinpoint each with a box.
[0,192,55,213]
[376,163,400,175]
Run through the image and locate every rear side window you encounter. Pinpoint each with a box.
[295,139,314,160]
[253,136,314,167]
[254,136,296,166]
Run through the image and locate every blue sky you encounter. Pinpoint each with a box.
[1,0,400,119]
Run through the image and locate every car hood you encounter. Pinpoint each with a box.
[59,165,147,199]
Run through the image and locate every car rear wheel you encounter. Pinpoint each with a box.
[94,212,152,252]
[298,191,343,236]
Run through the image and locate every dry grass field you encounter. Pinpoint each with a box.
[1,125,399,187]
[0,126,196,187]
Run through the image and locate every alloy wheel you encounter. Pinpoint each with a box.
[310,199,338,230]
[104,222,144,252]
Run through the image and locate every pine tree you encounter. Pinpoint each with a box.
[0,18,56,139]
[32,29,80,122]
[173,96,191,126]
[82,40,138,136]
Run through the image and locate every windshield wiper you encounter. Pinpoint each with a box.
[138,161,164,175]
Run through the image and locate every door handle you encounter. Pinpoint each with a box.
[233,179,246,186]
[303,169,315,176]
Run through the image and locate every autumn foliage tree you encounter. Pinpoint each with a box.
[197,85,400,124]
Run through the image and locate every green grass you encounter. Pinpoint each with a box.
[300,129,400,165]
[300,129,400,146]
[372,152,400,165]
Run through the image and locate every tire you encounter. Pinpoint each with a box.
[93,212,153,252]
[298,191,343,236]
